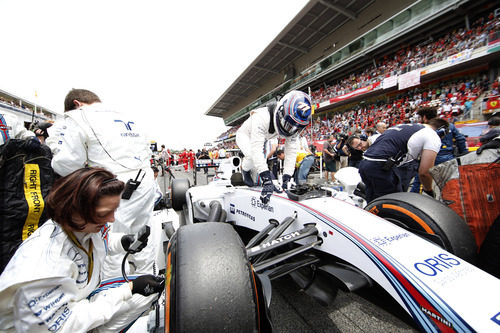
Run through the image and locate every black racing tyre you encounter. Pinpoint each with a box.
[365,192,477,264]
[478,215,500,278]
[165,223,263,332]
[171,178,190,211]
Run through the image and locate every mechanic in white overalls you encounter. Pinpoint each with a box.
[236,90,312,203]
[47,89,156,280]
[0,168,163,332]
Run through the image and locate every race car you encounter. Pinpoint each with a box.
[162,156,500,333]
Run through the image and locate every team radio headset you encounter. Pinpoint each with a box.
[82,111,146,200]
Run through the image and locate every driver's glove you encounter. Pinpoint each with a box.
[121,234,148,254]
[282,174,292,191]
[132,275,165,296]
[259,170,281,204]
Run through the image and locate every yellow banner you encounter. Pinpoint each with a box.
[22,164,44,240]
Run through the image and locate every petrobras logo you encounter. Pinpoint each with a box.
[250,196,274,213]
[229,203,255,221]
[414,253,460,276]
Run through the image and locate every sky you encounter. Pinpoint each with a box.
[0,0,309,150]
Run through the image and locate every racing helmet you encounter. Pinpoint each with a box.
[274,90,312,137]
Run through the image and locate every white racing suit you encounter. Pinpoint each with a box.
[236,107,298,183]
[0,221,156,332]
[46,103,156,279]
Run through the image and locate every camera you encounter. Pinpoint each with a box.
[336,133,348,141]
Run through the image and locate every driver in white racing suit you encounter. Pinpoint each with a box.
[236,90,312,203]
[46,89,156,280]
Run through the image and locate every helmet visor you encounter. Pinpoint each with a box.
[277,107,307,136]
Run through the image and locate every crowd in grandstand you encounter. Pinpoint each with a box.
[310,12,499,105]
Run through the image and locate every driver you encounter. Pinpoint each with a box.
[236,90,312,203]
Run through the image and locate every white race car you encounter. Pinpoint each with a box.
[162,156,500,333]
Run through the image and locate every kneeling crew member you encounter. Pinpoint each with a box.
[347,118,448,202]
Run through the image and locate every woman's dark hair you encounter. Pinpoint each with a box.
[45,168,124,231]
[64,89,101,111]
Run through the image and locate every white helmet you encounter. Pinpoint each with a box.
[274,90,312,137]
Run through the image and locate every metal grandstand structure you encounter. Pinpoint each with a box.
[206,0,498,126]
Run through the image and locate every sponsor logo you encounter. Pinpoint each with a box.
[371,232,410,247]
[230,203,255,221]
[48,306,72,332]
[28,286,61,308]
[256,231,300,251]
[492,312,500,325]
[414,253,460,276]
[114,119,135,131]
[420,306,452,328]
[251,197,274,213]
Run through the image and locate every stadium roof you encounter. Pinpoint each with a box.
[205,0,374,118]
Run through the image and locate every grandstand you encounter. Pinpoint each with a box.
[207,0,500,146]
[0,89,61,129]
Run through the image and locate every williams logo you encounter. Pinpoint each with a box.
[251,197,274,212]
[230,203,235,214]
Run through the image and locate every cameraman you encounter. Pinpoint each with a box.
[335,133,349,170]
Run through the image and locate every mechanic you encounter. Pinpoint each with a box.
[0,114,52,274]
[347,118,448,202]
[322,134,337,183]
[0,168,163,333]
[0,112,37,146]
[479,116,500,144]
[410,106,467,193]
[235,90,313,203]
[295,131,315,185]
[46,88,157,280]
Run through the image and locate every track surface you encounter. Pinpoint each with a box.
[157,166,419,332]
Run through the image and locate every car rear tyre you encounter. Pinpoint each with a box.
[365,192,477,264]
[171,178,190,211]
[165,222,264,332]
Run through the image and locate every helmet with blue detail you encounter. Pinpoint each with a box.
[274,90,312,137]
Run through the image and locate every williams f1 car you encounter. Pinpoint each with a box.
[162,156,500,333]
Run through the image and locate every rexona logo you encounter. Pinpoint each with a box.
[250,197,274,212]
[414,253,460,276]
